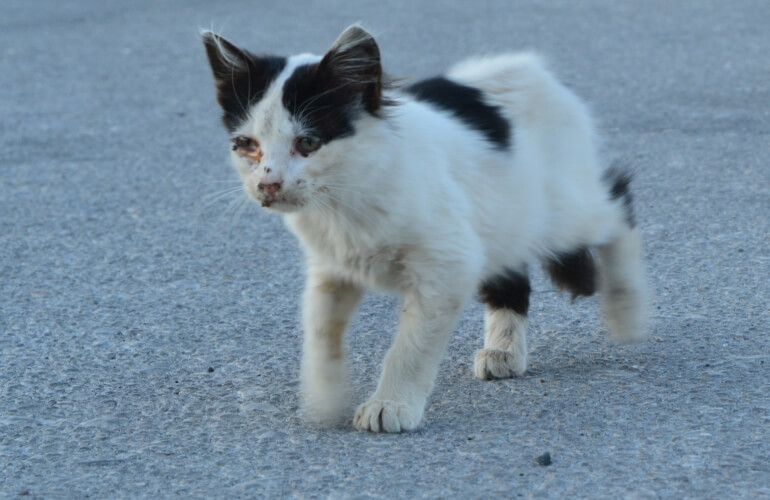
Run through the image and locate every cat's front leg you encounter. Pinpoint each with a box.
[300,272,363,425]
[354,288,468,433]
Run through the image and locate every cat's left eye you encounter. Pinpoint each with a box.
[296,136,322,155]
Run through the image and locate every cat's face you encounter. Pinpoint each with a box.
[203,26,388,213]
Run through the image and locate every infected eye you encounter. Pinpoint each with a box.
[295,136,322,155]
[232,135,263,163]
[232,136,256,151]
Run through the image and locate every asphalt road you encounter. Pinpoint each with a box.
[2,0,769,497]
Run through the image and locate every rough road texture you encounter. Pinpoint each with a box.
[1,0,768,497]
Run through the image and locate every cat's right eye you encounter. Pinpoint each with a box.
[232,135,263,164]
[232,136,257,151]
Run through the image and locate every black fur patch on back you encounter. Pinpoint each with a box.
[202,34,287,132]
[404,77,512,150]
[603,163,636,227]
[479,269,531,315]
[282,63,360,143]
[546,248,597,299]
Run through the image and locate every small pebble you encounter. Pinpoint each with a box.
[536,452,552,466]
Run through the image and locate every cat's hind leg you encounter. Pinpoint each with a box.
[598,225,647,343]
[474,269,530,379]
[597,167,648,343]
[300,273,363,425]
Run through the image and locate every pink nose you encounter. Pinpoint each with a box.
[258,182,282,198]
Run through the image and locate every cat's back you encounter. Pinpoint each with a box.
[387,53,606,268]
[402,76,512,152]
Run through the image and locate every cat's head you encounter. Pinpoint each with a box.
[203,25,391,213]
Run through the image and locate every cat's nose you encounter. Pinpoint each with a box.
[257,181,282,198]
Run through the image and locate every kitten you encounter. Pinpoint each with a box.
[202,25,647,433]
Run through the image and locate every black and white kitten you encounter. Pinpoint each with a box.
[202,25,647,433]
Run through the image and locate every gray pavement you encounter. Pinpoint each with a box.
[2,0,769,497]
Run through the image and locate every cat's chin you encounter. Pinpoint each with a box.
[259,198,306,214]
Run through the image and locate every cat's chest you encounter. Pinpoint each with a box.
[286,213,409,289]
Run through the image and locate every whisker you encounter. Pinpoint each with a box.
[211,193,253,238]
[296,81,354,116]
[204,184,244,197]
[322,192,379,228]
[230,58,250,118]
[230,195,252,229]
[201,186,245,208]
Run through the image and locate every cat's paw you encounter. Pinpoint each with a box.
[474,348,526,380]
[603,287,648,344]
[301,390,348,426]
[300,362,349,426]
[353,399,422,433]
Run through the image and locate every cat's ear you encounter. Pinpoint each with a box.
[321,25,385,114]
[201,32,253,131]
[201,32,287,132]
[202,31,251,83]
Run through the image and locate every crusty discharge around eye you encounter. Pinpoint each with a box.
[247,148,263,163]
[241,145,263,164]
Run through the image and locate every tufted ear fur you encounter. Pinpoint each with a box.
[201,31,287,131]
[202,31,250,78]
[319,25,386,115]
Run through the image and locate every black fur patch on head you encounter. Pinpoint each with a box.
[282,63,359,143]
[479,269,531,315]
[202,33,287,132]
[603,163,636,227]
[546,248,597,299]
[404,77,512,150]
[282,26,394,144]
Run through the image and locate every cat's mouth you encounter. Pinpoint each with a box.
[244,178,308,213]
[257,194,306,213]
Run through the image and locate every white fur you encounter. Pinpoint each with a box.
[598,226,648,343]
[222,34,647,432]
[300,275,362,424]
[475,309,529,379]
